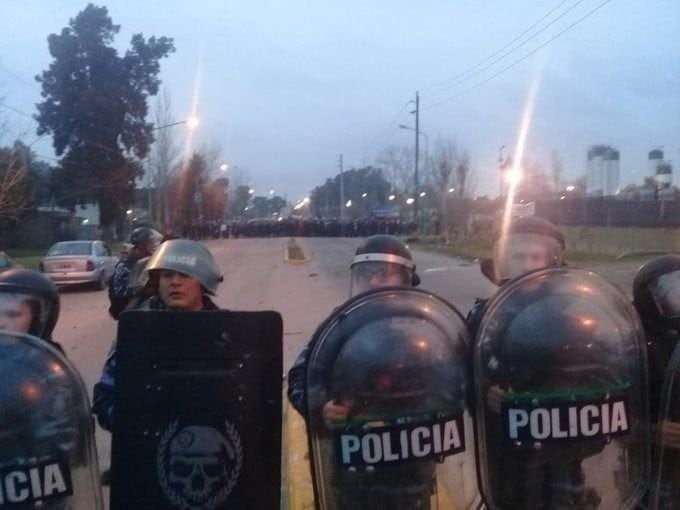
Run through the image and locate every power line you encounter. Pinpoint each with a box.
[0,102,132,157]
[424,0,612,110]
[0,62,41,92]
[425,0,589,99]
[422,0,574,93]
[366,101,414,159]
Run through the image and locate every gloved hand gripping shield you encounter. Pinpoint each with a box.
[474,268,649,510]
[306,287,479,510]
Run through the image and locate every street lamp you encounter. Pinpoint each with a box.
[388,194,395,201]
[220,163,228,172]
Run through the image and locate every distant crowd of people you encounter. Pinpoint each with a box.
[174,216,417,240]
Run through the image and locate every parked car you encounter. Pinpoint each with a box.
[40,240,118,290]
[0,251,16,273]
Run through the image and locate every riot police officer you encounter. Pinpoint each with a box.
[0,269,103,507]
[305,288,478,509]
[287,234,420,419]
[0,267,62,350]
[475,267,648,509]
[633,254,680,423]
[467,215,566,338]
[108,226,162,319]
[633,255,680,507]
[93,239,223,432]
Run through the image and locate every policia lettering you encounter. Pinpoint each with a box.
[0,460,72,505]
[336,415,465,467]
[503,396,630,444]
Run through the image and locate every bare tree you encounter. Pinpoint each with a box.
[376,145,415,195]
[198,140,224,177]
[430,139,458,239]
[455,149,475,199]
[0,143,33,220]
[149,88,181,226]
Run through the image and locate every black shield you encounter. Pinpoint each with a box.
[0,332,102,509]
[306,287,480,510]
[651,342,680,509]
[110,310,282,510]
[475,267,649,510]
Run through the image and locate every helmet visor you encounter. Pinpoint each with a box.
[493,232,564,282]
[350,261,413,296]
[0,292,48,337]
[649,269,680,319]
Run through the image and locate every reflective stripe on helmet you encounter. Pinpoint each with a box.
[351,253,415,270]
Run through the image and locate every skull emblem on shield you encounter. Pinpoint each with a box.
[158,422,242,509]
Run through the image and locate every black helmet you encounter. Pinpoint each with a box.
[0,268,60,339]
[501,216,565,248]
[129,227,162,251]
[485,216,565,285]
[350,235,420,296]
[633,254,680,327]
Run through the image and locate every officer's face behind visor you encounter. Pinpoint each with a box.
[350,261,412,296]
[0,293,40,335]
[493,232,563,282]
[649,269,680,319]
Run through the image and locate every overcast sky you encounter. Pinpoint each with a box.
[1,0,679,200]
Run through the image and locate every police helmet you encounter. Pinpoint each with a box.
[350,235,420,296]
[129,227,162,251]
[144,239,223,295]
[633,254,680,326]
[0,268,60,339]
[487,216,565,284]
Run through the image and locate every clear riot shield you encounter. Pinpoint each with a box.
[306,287,480,510]
[475,267,649,510]
[650,342,680,509]
[0,331,103,509]
[111,310,282,510]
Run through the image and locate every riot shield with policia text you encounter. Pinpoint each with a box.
[110,310,282,510]
[475,267,649,510]
[306,287,480,510]
[0,331,103,509]
[650,342,680,509]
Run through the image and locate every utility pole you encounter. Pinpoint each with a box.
[339,154,345,220]
[413,92,420,225]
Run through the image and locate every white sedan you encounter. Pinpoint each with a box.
[40,240,118,290]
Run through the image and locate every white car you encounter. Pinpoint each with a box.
[40,240,118,290]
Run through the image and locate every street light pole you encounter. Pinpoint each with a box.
[150,117,199,131]
[414,91,420,225]
[339,154,345,221]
